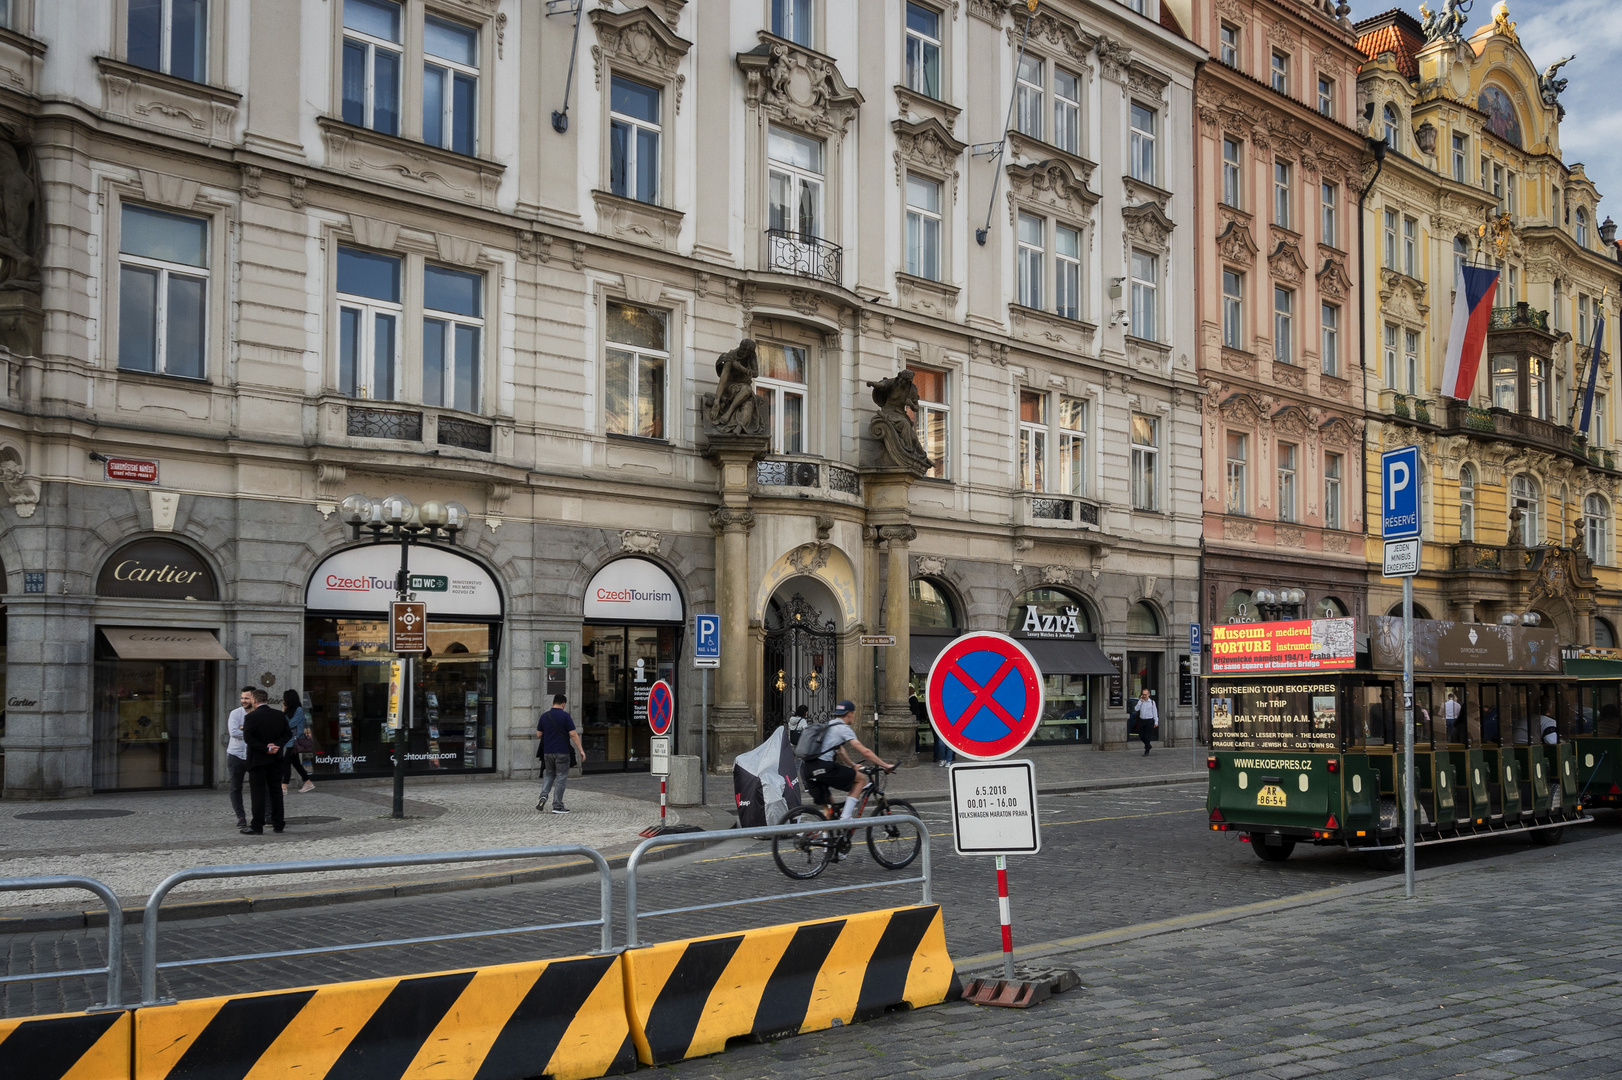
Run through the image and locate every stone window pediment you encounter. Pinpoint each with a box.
[1217,219,1259,266]
[318,117,505,208]
[1267,238,1308,286]
[738,35,863,140]
[895,84,962,132]
[1377,267,1430,326]
[96,56,240,145]
[1005,15,1096,65]
[1122,200,1175,254]
[1317,256,1352,301]
[590,6,693,98]
[1006,131,1096,187]
[1005,159,1097,225]
[893,116,966,185]
[1219,392,1263,427]
[1122,174,1171,213]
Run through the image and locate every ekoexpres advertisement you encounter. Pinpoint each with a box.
[1210,618,1355,673]
[1207,680,1339,752]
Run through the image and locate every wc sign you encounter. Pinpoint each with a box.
[1381,446,1421,540]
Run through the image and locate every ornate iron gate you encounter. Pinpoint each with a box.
[763,593,838,735]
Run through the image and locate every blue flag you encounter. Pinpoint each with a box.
[1579,307,1607,437]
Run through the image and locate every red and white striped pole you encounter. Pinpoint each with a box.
[996,854,1015,980]
[659,777,668,827]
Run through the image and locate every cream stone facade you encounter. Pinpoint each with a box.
[0,0,1202,798]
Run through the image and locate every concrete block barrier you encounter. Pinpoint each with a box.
[0,1008,131,1080]
[132,953,634,1080]
[620,904,956,1066]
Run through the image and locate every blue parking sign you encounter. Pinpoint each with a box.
[1381,446,1421,540]
[693,613,720,667]
[1189,623,1200,652]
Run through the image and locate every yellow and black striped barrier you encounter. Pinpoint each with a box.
[620,904,957,1066]
[132,953,633,1080]
[0,1008,131,1080]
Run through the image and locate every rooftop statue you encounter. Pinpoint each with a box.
[1419,0,1471,43]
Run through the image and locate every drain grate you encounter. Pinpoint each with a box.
[15,809,137,821]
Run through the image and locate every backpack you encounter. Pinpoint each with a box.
[793,720,832,761]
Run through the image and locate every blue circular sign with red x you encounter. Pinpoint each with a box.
[925,632,1045,760]
[647,679,674,736]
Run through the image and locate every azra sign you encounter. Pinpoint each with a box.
[1019,604,1081,638]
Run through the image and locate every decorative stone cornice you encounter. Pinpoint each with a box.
[1006,12,1096,65]
[892,116,966,185]
[1122,200,1175,253]
[709,507,756,535]
[1006,158,1098,224]
[1217,219,1259,266]
[1268,238,1309,285]
[878,525,918,545]
[590,6,692,90]
[738,35,863,140]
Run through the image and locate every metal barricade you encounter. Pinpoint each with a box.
[0,875,125,1009]
[623,814,931,948]
[139,845,613,1006]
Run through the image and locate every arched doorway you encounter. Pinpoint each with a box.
[763,579,839,736]
[580,557,685,773]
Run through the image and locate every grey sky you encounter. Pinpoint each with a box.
[1348,0,1620,219]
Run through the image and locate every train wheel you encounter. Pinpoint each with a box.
[1249,833,1294,861]
[1365,848,1404,871]
[1530,827,1564,847]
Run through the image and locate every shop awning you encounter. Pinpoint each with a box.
[102,627,235,661]
[1016,637,1119,676]
[909,633,960,674]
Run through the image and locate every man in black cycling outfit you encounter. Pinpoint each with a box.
[802,700,895,821]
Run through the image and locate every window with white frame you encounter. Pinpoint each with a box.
[1403,216,1417,277]
[1597,394,1609,444]
[1580,294,1592,344]
[1129,102,1156,182]
[1321,182,1337,247]
[768,125,824,240]
[1454,235,1468,282]
[422,15,478,156]
[908,365,950,479]
[422,264,482,413]
[1577,208,1590,248]
[1016,54,1080,154]
[1017,212,1044,309]
[0,0,10,31]
[604,301,667,440]
[1586,493,1609,564]
[1506,171,1517,215]
[336,246,401,401]
[1273,161,1291,228]
[905,174,942,281]
[755,342,808,454]
[1317,75,1333,117]
[610,75,661,204]
[1528,354,1548,420]
[1018,389,1046,491]
[1015,54,1043,141]
[1225,431,1247,515]
[1491,354,1517,410]
[1015,212,1086,319]
[1384,324,1399,390]
[1511,473,1539,545]
[905,2,941,99]
[1506,264,1518,306]
[1130,414,1159,511]
[1452,132,1467,182]
[1321,303,1339,377]
[1383,210,1397,270]
[1219,23,1239,67]
[771,0,813,46]
[1458,463,1475,541]
[1276,442,1298,522]
[1383,104,1399,150]
[1490,163,1504,212]
[1122,0,1147,13]
[342,0,403,136]
[1273,287,1294,365]
[1324,452,1343,530]
[1404,329,1419,395]
[1222,270,1243,349]
[118,204,209,380]
[1270,50,1288,94]
[1052,68,1080,155]
[1222,138,1242,207]
[1058,395,1087,497]
[1130,250,1157,340]
[130,0,207,82]
[1055,224,1081,320]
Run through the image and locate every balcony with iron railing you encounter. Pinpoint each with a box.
[1488,303,1552,334]
[1017,491,1101,530]
[764,229,843,285]
[752,456,862,501]
[1436,400,1619,473]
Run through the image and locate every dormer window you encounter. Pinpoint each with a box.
[1577,208,1590,248]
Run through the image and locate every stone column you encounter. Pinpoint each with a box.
[704,432,768,769]
[878,524,918,763]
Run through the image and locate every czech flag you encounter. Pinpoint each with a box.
[1440,264,1499,400]
[1579,303,1607,436]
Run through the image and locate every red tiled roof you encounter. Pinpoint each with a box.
[1354,11,1424,79]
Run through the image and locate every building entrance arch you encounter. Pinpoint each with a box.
[763,577,840,738]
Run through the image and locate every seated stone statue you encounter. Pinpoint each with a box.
[866,369,933,473]
[702,338,765,436]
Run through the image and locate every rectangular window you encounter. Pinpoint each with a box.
[1225,431,1247,515]
[1017,212,1044,309]
[1219,23,1239,67]
[1383,209,1397,270]
[1491,354,1517,411]
[610,76,661,204]
[1274,287,1294,365]
[1058,395,1087,497]
[905,174,942,281]
[909,366,950,480]
[1492,163,1504,212]
[1597,394,1608,444]
[1273,161,1291,228]
[604,301,667,440]
[1528,355,1547,420]
[423,15,478,156]
[756,342,808,454]
[129,0,207,82]
[118,204,209,379]
[1019,389,1047,492]
[1270,50,1288,93]
[1454,235,1469,282]
[1130,414,1159,511]
[1277,442,1298,523]
[336,246,402,401]
[1321,182,1337,247]
[1403,216,1417,277]
[1222,138,1242,208]
[1130,102,1156,182]
[1053,68,1081,155]
[1222,270,1243,350]
[1507,171,1517,215]
[1404,329,1420,395]
[1015,53,1043,142]
[342,0,402,135]
[1324,452,1343,530]
[1580,294,1591,344]
[1130,249,1157,340]
[768,125,825,239]
[1055,224,1081,320]
[1321,303,1339,377]
[1459,469,1474,541]
[1384,324,1399,389]
[1317,75,1333,117]
[1452,133,1467,183]
[1123,0,1146,12]
[422,264,483,413]
[1507,264,1518,306]
[771,0,812,46]
[905,2,941,99]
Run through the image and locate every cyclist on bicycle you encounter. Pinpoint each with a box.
[802,700,895,821]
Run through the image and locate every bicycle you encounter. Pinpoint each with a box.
[772,764,922,879]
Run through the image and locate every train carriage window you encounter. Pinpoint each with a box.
[1414,683,1435,748]
[1535,683,1559,744]
[1443,683,1466,744]
[1352,682,1393,746]
[1475,683,1499,746]
[1595,684,1621,736]
[1507,684,1531,744]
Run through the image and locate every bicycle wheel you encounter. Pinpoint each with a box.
[773,806,836,880]
[866,798,922,870]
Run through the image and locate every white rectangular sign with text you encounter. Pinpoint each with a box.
[949,759,1040,856]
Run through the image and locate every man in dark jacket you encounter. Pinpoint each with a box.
[241,688,292,834]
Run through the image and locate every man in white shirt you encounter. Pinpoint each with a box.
[225,686,254,829]
[1132,689,1159,755]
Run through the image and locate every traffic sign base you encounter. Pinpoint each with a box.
[638,823,703,838]
[960,967,1079,1009]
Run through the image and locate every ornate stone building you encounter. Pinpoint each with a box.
[0,0,1204,797]
[1355,4,1622,643]
[1175,0,1369,633]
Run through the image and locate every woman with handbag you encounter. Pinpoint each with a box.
[281,689,315,794]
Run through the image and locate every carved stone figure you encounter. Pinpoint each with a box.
[866,369,933,473]
[1418,0,1471,43]
[1539,56,1574,115]
[0,138,38,291]
[702,338,766,436]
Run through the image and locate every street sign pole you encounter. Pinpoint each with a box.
[1382,445,1421,900]
[996,855,1014,980]
[1403,574,1415,899]
[692,614,720,806]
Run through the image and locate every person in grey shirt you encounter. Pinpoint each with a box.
[224,686,254,829]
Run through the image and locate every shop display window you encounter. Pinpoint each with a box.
[92,632,212,790]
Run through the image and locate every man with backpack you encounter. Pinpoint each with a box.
[796,700,895,820]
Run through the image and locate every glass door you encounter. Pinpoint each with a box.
[582,624,682,772]
[1127,651,1161,741]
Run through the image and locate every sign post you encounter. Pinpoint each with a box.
[693,614,719,806]
[1382,445,1421,899]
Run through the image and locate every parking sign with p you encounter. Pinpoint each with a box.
[1381,446,1421,540]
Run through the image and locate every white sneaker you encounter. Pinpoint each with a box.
[300,781,315,793]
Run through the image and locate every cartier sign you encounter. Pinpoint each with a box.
[96,539,218,601]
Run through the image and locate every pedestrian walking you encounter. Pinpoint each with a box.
[1130,688,1158,756]
[281,689,314,794]
[224,686,255,828]
[241,688,291,835]
[534,694,584,814]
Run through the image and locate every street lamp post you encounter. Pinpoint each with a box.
[339,492,468,819]
[1248,586,1307,623]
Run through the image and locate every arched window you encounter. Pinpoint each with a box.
[1596,617,1618,649]
[1383,104,1400,150]
[1577,208,1589,248]
[1316,596,1348,618]
[1585,493,1610,565]
[1219,589,1253,624]
[1511,473,1539,545]
[1127,601,1160,635]
[1387,601,1433,620]
[1458,464,1475,542]
[1007,588,1091,635]
[909,578,957,629]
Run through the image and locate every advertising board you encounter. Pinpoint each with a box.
[1210,618,1356,674]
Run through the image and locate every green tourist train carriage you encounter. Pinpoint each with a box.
[1205,616,1594,866]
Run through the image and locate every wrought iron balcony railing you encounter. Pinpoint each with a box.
[1488,304,1550,333]
[765,228,843,284]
